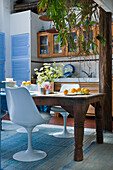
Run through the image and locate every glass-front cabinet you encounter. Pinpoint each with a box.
[37,25,102,58]
[37,32,51,58]
[66,32,78,56]
[51,33,65,57]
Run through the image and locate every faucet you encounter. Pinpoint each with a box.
[82,70,93,78]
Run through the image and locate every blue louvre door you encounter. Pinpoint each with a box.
[0,62,5,81]
[12,59,30,85]
[0,33,5,81]
[11,34,30,85]
[11,33,30,59]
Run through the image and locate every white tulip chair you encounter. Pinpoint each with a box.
[17,84,39,133]
[6,87,51,162]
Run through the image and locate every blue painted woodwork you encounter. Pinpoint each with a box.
[11,33,30,85]
[12,59,30,85]
[0,32,5,61]
[0,62,5,81]
[0,33,5,82]
[1,95,7,111]
[0,82,7,122]
[11,33,30,59]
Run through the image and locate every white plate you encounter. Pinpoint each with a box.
[65,93,77,96]
[65,93,91,96]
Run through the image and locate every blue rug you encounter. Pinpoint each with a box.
[1,121,97,170]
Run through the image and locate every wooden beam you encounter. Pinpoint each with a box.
[99,8,112,131]
[14,1,38,14]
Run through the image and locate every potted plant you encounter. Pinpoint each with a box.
[34,62,63,94]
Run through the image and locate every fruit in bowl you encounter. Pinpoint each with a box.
[70,87,90,95]
[71,88,77,93]
[26,81,31,85]
[80,88,90,94]
[22,81,26,85]
[76,88,81,92]
[22,81,31,85]
[63,89,68,95]
[84,88,90,94]
[81,88,85,92]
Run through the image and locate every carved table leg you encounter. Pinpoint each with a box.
[73,103,88,161]
[95,102,103,144]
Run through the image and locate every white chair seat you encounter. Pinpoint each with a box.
[17,112,51,133]
[51,106,65,112]
[40,111,52,122]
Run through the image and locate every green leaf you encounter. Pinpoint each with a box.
[96,34,106,46]
[89,21,97,25]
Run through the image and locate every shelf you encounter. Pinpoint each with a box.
[54,43,61,45]
[40,44,48,46]
[54,51,62,53]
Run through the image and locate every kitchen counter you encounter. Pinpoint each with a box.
[55,78,99,82]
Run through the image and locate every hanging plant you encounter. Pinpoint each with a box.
[38,0,105,56]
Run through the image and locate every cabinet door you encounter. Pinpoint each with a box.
[11,33,30,59]
[82,26,96,55]
[0,33,5,61]
[66,32,78,56]
[0,62,5,81]
[51,33,65,57]
[37,33,50,58]
[12,59,30,86]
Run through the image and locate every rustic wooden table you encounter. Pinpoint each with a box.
[33,93,104,161]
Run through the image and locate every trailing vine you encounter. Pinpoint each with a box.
[38,0,105,56]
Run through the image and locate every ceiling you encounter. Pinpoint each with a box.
[12,0,113,15]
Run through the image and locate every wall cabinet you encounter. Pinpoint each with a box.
[37,32,65,58]
[65,32,78,56]
[51,33,65,57]
[37,26,99,58]
[37,32,51,58]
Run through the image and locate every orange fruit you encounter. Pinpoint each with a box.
[81,88,85,92]
[84,88,90,94]
[76,88,81,92]
[26,81,31,85]
[22,81,26,85]
[63,89,68,95]
[71,88,77,93]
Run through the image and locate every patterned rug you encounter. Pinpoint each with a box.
[1,121,113,170]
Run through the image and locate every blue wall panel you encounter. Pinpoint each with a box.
[11,33,30,59]
[0,62,5,81]
[12,59,30,85]
[0,32,5,61]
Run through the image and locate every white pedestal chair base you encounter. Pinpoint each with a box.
[16,127,39,133]
[52,130,74,138]
[50,107,74,138]
[13,150,47,162]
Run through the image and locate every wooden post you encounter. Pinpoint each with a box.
[99,8,112,131]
